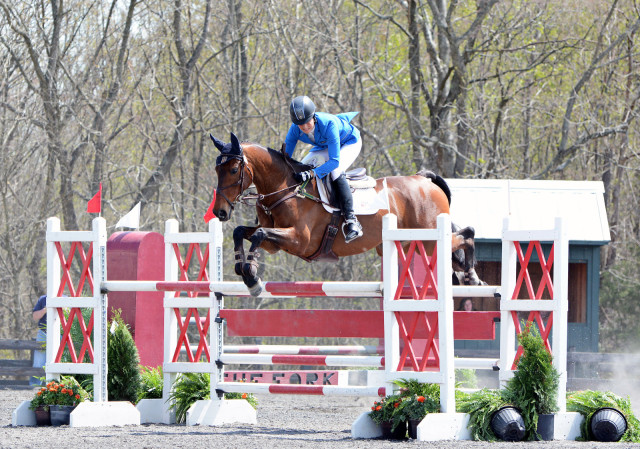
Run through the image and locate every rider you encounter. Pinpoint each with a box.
[285,95,363,243]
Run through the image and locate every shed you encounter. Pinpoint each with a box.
[446,179,610,352]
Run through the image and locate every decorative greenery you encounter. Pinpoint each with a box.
[138,366,163,401]
[393,378,440,400]
[504,321,559,439]
[169,372,211,424]
[29,376,89,410]
[168,372,258,424]
[396,394,439,422]
[369,394,403,429]
[107,310,142,403]
[567,390,640,442]
[457,388,510,441]
[224,391,258,409]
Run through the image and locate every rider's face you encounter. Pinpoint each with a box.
[298,119,315,134]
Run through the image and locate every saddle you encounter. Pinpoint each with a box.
[301,168,375,263]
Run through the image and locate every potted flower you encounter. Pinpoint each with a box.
[40,377,88,426]
[504,321,559,440]
[396,394,439,438]
[368,394,405,439]
[29,379,53,426]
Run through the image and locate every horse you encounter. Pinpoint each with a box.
[210,133,482,296]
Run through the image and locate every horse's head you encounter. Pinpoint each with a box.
[210,132,251,221]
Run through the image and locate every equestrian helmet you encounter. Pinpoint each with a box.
[289,96,316,125]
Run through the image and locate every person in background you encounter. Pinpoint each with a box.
[30,295,47,387]
[457,297,475,311]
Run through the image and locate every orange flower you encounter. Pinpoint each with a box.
[371,406,375,411]
[68,390,73,396]
[394,402,399,408]
[241,393,247,399]
[37,391,42,396]
[417,396,425,403]
[376,405,382,411]
[75,394,80,400]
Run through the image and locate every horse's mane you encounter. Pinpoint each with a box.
[244,142,313,172]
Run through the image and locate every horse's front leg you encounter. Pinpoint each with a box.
[233,225,258,278]
[241,226,304,296]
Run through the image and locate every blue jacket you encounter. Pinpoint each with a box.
[284,111,360,179]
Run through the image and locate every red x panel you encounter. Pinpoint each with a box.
[510,241,555,369]
[53,241,95,364]
[170,242,211,363]
[393,241,439,372]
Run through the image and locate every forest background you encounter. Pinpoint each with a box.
[0,0,638,353]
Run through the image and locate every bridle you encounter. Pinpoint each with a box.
[215,156,253,212]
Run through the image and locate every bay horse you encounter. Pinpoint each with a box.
[210,133,482,296]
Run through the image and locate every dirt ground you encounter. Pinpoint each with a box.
[2,387,640,448]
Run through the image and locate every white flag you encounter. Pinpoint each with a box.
[116,202,141,229]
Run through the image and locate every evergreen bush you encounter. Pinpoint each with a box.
[107,309,141,403]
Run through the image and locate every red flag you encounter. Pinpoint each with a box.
[87,183,102,213]
[203,190,217,223]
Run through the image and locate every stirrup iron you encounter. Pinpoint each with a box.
[342,218,363,243]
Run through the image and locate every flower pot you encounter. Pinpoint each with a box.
[490,406,525,442]
[590,407,627,442]
[34,406,51,426]
[50,405,75,426]
[535,413,555,441]
[408,418,422,439]
[380,420,407,440]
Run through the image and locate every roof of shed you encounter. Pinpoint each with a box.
[446,179,610,243]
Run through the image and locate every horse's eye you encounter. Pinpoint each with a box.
[230,167,239,175]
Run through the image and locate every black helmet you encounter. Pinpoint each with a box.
[289,96,316,125]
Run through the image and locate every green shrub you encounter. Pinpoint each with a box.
[138,366,163,401]
[504,321,559,439]
[107,310,141,403]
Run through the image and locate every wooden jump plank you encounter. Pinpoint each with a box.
[220,310,500,340]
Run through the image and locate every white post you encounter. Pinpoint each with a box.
[209,218,224,400]
[45,218,62,382]
[498,216,517,385]
[92,217,108,402]
[382,214,399,396]
[162,219,179,423]
[436,214,454,413]
[553,217,569,412]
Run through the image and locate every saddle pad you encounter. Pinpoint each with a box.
[317,177,389,215]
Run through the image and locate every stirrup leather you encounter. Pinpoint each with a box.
[342,217,363,243]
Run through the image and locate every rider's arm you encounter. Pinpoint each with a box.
[284,125,301,158]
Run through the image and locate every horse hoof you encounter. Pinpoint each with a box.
[234,263,244,277]
[248,279,263,297]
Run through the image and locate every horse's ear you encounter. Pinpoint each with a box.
[209,134,226,152]
[230,133,241,152]
[280,143,287,157]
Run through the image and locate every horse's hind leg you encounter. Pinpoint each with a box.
[451,224,485,286]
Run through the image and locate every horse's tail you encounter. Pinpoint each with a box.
[417,169,451,205]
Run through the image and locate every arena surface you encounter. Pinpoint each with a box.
[2,387,640,448]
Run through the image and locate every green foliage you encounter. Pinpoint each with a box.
[504,322,559,440]
[168,372,211,424]
[393,378,440,400]
[395,394,439,422]
[457,388,509,441]
[369,394,402,429]
[138,366,163,401]
[567,390,640,442]
[107,310,141,404]
[224,391,258,410]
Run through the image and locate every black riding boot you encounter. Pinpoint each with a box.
[332,174,363,243]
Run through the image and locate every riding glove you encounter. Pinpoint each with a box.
[294,170,313,183]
